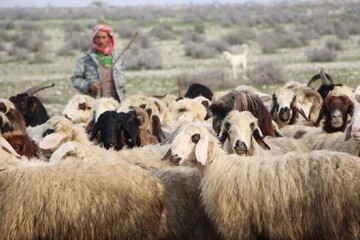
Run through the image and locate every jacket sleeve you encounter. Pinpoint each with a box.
[70,57,92,94]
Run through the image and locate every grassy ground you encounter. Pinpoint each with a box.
[0,6,360,117]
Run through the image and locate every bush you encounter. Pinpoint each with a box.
[125,45,162,70]
[325,39,342,51]
[150,24,177,40]
[180,30,206,44]
[193,21,206,34]
[223,28,255,46]
[183,42,216,59]
[207,39,231,53]
[257,31,279,54]
[306,47,337,62]
[247,61,286,84]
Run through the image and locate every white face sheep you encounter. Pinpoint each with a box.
[163,122,360,240]
[62,94,95,124]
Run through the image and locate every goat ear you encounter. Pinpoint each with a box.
[39,132,67,150]
[161,148,171,161]
[344,122,352,141]
[195,131,209,165]
[89,122,100,141]
[253,128,271,150]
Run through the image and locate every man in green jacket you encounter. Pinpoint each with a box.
[70,24,126,103]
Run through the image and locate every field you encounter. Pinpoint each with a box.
[0,1,360,117]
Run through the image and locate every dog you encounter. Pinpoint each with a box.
[221,44,249,79]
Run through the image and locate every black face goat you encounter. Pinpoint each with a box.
[90,110,141,150]
[9,84,54,127]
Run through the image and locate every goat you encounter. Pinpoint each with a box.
[183,83,214,101]
[221,44,248,79]
[9,83,54,127]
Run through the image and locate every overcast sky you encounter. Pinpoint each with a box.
[0,0,265,8]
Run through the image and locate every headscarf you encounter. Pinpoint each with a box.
[92,24,115,55]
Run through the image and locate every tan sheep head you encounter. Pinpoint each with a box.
[219,110,270,156]
[162,123,209,166]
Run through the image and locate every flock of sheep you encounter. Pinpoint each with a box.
[0,67,360,239]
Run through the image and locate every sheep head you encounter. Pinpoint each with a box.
[219,111,270,156]
[62,94,95,124]
[316,95,355,133]
[270,88,308,127]
[162,123,210,166]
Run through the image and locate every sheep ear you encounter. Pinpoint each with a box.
[0,136,20,157]
[253,128,271,150]
[161,148,171,161]
[195,131,209,165]
[89,122,100,141]
[344,122,352,141]
[39,132,67,150]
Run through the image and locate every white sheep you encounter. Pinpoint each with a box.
[0,146,167,239]
[163,122,360,240]
[219,110,308,155]
[62,94,95,124]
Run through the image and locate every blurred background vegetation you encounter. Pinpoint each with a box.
[0,0,359,116]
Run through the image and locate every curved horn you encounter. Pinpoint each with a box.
[23,83,55,96]
[134,106,150,130]
[303,88,323,105]
[307,73,321,87]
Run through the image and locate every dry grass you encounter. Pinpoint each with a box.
[0,2,360,117]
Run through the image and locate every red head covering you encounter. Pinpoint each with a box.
[92,24,115,55]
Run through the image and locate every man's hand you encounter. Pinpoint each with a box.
[90,82,101,93]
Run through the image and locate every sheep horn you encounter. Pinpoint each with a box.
[23,83,55,96]
[134,106,150,130]
[303,88,323,104]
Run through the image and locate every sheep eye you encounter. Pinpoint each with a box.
[78,103,87,110]
[250,122,255,130]
[179,108,187,113]
[191,133,200,143]
[42,129,55,137]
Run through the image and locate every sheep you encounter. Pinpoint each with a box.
[209,89,276,137]
[354,84,360,103]
[218,110,308,156]
[300,105,360,156]
[269,87,309,128]
[62,94,95,124]
[163,122,360,240]
[151,166,220,240]
[0,147,167,240]
[315,94,355,133]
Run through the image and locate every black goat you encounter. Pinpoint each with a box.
[184,83,214,101]
[89,110,140,150]
[307,68,342,99]
[10,83,54,127]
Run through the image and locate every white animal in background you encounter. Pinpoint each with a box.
[221,44,249,79]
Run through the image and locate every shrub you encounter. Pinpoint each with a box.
[124,45,162,70]
[150,23,177,40]
[193,21,206,34]
[325,39,342,51]
[223,28,255,46]
[180,30,206,44]
[257,31,279,54]
[306,47,337,62]
[207,39,231,53]
[183,42,216,59]
[247,61,286,84]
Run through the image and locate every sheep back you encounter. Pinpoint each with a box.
[201,150,360,240]
[153,166,220,240]
[0,156,166,240]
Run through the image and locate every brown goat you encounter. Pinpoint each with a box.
[209,90,276,137]
[315,94,355,133]
[2,130,40,159]
[0,101,27,134]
